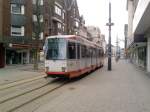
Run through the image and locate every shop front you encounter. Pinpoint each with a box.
[129,42,147,69]
[0,43,5,68]
[5,44,31,65]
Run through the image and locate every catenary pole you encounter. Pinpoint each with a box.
[106,2,114,71]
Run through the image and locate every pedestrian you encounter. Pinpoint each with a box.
[115,56,119,62]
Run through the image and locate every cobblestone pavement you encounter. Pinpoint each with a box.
[34,59,150,112]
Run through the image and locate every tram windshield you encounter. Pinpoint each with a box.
[45,38,66,60]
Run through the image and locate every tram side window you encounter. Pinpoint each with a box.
[68,42,76,59]
[93,48,96,58]
[89,48,92,58]
[81,45,86,58]
[95,49,97,57]
[99,49,101,57]
[86,47,90,58]
[100,49,104,57]
[77,44,80,59]
[101,50,104,57]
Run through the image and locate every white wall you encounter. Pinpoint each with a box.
[147,37,150,72]
[133,0,150,33]
[127,0,134,47]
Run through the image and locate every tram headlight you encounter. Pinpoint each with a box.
[61,67,66,72]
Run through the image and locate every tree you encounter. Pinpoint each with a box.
[33,0,43,70]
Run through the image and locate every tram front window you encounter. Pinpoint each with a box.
[46,38,66,60]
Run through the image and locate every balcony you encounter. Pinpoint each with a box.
[1,36,44,48]
[11,14,26,26]
[10,0,25,5]
[3,36,33,44]
[133,0,150,34]
[51,9,63,23]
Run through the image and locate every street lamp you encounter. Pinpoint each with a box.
[106,1,114,71]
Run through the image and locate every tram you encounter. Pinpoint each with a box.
[43,35,104,78]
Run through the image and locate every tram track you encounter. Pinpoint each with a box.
[0,78,68,112]
[0,75,47,91]
[0,80,50,104]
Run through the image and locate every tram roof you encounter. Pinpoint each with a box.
[46,35,102,49]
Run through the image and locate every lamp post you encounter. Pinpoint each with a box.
[106,1,114,71]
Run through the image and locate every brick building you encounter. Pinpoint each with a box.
[48,0,66,35]
[44,0,80,36]
[65,0,80,35]
[0,0,5,68]
[0,0,44,67]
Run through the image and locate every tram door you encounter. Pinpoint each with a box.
[77,44,81,70]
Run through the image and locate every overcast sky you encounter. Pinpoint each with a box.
[77,0,128,48]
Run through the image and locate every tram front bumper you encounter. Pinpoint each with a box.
[46,71,69,78]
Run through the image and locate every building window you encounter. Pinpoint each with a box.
[32,0,43,5]
[40,15,44,22]
[32,0,36,4]
[75,21,79,27]
[33,15,43,22]
[11,4,25,15]
[62,12,65,19]
[11,26,25,36]
[40,32,44,40]
[33,15,37,22]
[62,26,65,32]
[57,22,62,29]
[73,8,76,16]
[40,0,43,5]
[81,45,86,58]
[55,5,61,16]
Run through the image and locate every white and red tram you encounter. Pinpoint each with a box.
[44,35,104,78]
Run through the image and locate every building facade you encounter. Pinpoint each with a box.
[127,0,149,71]
[0,0,44,67]
[100,34,107,55]
[86,26,101,44]
[124,24,128,50]
[44,0,80,36]
[48,0,66,35]
[65,0,80,35]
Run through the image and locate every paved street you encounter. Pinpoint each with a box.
[32,59,150,112]
[0,63,45,85]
